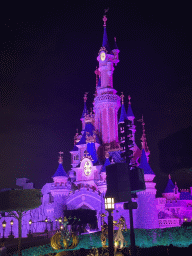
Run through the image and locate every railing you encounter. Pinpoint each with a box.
[159,218,180,228]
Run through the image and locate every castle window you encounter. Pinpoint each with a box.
[49,193,54,203]
[76,155,79,160]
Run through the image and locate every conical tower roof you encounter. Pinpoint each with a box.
[163,174,175,193]
[127,95,135,118]
[119,92,128,123]
[101,157,111,172]
[87,142,98,165]
[52,152,68,178]
[139,149,154,175]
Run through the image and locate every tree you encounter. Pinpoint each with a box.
[0,189,42,256]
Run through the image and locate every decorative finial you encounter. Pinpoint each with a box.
[138,115,150,155]
[58,151,63,164]
[84,150,89,158]
[114,37,116,42]
[120,92,124,104]
[95,67,100,87]
[103,15,107,27]
[128,95,131,105]
[168,174,171,179]
[84,92,88,102]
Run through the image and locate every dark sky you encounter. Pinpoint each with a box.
[0,1,192,195]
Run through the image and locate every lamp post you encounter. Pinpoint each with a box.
[105,196,114,256]
[29,219,32,234]
[55,218,58,230]
[10,219,14,236]
[59,217,62,229]
[2,220,6,240]
[45,218,48,238]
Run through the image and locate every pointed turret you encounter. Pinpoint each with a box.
[163,174,175,193]
[52,152,68,178]
[86,142,98,165]
[136,149,159,229]
[139,149,154,175]
[101,156,111,173]
[127,95,135,120]
[119,92,128,123]
[102,15,111,53]
[162,174,180,200]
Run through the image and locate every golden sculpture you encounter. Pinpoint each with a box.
[51,216,79,250]
[51,231,62,250]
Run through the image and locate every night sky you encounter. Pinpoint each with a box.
[1,2,192,196]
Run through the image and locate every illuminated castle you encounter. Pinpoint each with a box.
[1,15,192,238]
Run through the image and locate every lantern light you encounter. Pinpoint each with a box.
[10,219,14,226]
[29,219,32,225]
[105,197,114,210]
[2,220,6,228]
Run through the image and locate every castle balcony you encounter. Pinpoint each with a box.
[158,218,180,228]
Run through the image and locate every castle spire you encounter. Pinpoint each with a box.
[119,92,127,123]
[138,115,150,160]
[52,152,68,178]
[102,14,111,53]
[127,95,135,119]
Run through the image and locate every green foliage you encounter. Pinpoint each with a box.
[0,189,42,212]
[12,227,192,255]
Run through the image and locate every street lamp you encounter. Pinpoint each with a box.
[59,217,62,229]
[2,220,7,240]
[29,219,32,234]
[45,218,48,238]
[55,218,58,229]
[105,196,114,256]
[10,219,14,236]
[45,218,48,231]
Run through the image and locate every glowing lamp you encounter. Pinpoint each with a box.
[105,197,114,210]
[2,220,6,228]
[184,218,188,222]
[29,219,32,225]
[10,219,14,226]
[55,218,58,222]
[59,217,62,223]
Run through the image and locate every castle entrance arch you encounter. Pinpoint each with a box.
[64,208,97,231]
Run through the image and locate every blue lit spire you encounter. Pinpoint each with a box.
[139,149,154,175]
[77,122,100,145]
[87,142,98,165]
[127,95,135,118]
[102,15,111,53]
[163,174,175,193]
[101,156,111,172]
[52,152,68,178]
[119,92,128,123]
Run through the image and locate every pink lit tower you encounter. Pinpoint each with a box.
[93,14,121,155]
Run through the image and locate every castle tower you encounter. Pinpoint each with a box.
[136,149,159,229]
[162,174,180,200]
[93,15,121,150]
[51,152,70,218]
